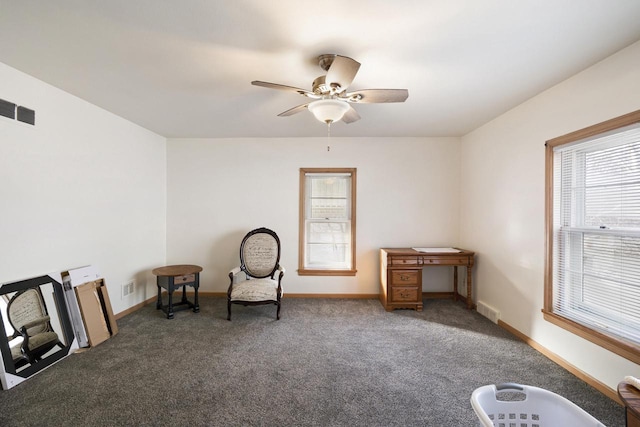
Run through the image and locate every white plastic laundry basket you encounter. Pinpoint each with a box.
[470,383,606,427]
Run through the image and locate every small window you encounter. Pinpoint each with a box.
[298,168,357,276]
[544,110,640,364]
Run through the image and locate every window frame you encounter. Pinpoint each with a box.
[298,167,357,276]
[544,109,640,364]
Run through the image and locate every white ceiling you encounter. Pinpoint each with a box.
[1,0,639,138]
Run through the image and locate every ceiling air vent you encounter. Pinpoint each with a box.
[0,98,16,119]
[17,106,35,125]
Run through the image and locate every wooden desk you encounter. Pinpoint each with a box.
[152,264,202,319]
[380,248,475,311]
[619,381,640,427]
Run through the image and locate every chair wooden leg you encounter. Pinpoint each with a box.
[227,300,232,321]
[276,302,281,320]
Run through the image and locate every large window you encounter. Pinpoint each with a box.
[544,110,640,363]
[298,168,356,276]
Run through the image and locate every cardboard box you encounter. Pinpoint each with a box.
[61,265,119,348]
[64,265,101,287]
[74,279,118,347]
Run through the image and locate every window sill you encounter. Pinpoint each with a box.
[297,269,357,277]
[542,309,640,365]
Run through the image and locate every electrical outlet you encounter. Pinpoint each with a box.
[121,281,135,299]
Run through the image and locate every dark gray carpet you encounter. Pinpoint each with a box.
[0,298,624,426]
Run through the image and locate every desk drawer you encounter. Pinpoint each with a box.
[390,286,419,303]
[390,256,419,266]
[174,274,195,285]
[390,270,419,286]
[421,256,469,266]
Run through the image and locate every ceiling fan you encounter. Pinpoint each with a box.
[251,54,409,125]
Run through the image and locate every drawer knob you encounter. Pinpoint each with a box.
[401,275,409,281]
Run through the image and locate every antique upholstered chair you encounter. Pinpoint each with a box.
[7,288,63,367]
[227,227,284,320]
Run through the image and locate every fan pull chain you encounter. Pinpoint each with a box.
[327,121,331,151]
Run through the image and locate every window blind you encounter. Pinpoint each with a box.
[552,122,640,344]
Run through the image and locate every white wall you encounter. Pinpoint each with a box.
[166,137,461,295]
[0,62,167,315]
[460,40,640,390]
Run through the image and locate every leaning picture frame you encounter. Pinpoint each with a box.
[0,273,78,389]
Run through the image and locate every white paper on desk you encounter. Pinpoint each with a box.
[412,247,461,253]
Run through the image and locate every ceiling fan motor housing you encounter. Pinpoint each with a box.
[313,75,333,95]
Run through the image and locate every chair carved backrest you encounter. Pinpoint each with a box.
[7,288,51,337]
[240,227,281,279]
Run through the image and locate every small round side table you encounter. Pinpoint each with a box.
[152,264,202,319]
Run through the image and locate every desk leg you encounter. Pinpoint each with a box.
[466,266,473,309]
[156,283,162,309]
[453,267,458,302]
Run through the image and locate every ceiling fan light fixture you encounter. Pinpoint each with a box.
[308,99,350,124]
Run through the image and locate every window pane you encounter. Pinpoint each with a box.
[310,176,348,198]
[584,142,640,228]
[306,221,350,268]
[555,231,640,342]
[308,244,348,266]
[310,198,348,219]
[308,175,350,220]
[308,221,350,244]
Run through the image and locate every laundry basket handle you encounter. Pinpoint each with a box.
[495,383,525,392]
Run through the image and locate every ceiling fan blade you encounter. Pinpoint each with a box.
[277,103,309,117]
[342,105,361,124]
[252,81,316,98]
[325,55,361,93]
[345,89,409,103]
